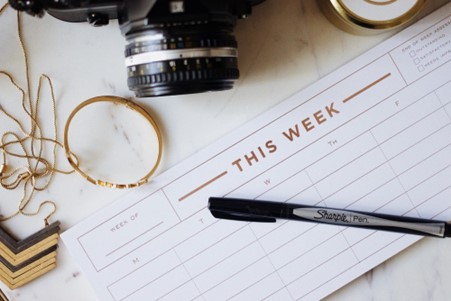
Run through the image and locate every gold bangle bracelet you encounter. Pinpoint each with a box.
[64,96,162,189]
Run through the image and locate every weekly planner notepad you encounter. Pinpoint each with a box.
[62,4,451,301]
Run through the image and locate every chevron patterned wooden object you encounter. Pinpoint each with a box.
[0,288,9,301]
[0,222,60,289]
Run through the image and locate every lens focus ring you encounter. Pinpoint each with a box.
[129,66,239,85]
[127,56,239,97]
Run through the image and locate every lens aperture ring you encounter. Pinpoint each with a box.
[126,47,237,67]
[125,35,237,56]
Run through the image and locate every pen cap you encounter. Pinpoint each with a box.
[208,197,286,222]
[318,0,426,35]
[446,223,451,238]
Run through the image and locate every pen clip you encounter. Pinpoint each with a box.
[209,209,276,223]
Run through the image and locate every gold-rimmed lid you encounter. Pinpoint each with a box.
[319,0,426,35]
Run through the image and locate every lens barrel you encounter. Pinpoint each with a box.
[125,22,240,97]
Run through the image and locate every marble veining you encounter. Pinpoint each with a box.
[1,0,451,300]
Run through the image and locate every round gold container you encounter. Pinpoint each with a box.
[319,0,426,35]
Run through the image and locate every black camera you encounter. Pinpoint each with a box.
[9,0,265,97]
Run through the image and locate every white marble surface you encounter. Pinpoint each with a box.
[1,0,451,300]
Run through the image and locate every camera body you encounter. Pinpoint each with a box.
[10,0,265,97]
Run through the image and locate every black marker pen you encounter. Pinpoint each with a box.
[208,197,451,238]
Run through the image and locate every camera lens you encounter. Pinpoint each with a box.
[125,22,240,97]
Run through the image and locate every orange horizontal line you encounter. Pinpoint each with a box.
[178,171,228,202]
[342,73,391,104]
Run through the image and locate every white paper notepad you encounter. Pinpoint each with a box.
[62,4,451,301]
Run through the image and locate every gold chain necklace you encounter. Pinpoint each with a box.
[0,3,75,291]
[0,3,76,226]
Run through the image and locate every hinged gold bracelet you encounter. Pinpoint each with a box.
[63,96,162,189]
